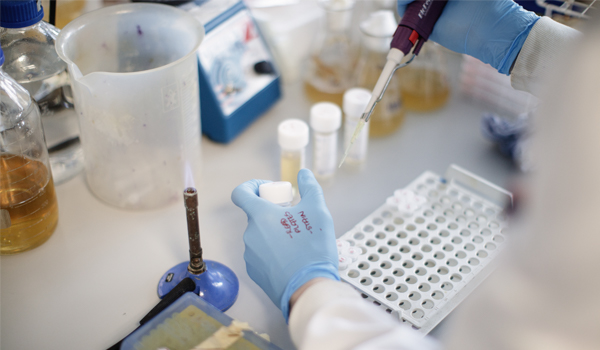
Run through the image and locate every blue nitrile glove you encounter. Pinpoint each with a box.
[397,0,539,75]
[231,169,340,322]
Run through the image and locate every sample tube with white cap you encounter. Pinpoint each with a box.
[259,181,294,207]
[278,119,309,196]
[310,102,342,181]
[343,88,371,164]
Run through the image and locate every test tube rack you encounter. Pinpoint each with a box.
[337,164,512,335]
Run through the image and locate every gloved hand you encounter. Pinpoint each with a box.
[231,169,339,322]
[397,0,539,74]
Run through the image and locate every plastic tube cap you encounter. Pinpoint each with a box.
[0,0,44,28]
[343,88,371,119]
[360,11,397,53]
[259,182,294,205]
[278,119,309,150]
[310,102,342,133]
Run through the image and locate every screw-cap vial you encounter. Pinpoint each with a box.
[310,102,342,133]
[343,88,371,119]
[259,181,294,207]
[310,102,341,179]
[278,119,309,150]
[343,88,371,163]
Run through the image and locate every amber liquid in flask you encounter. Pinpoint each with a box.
[304,78,345,107]
[1,154,59,254]
[400,68,450,112]
[303,1,356,106]
[399,43,449,112]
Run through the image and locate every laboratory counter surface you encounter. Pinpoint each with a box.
[0,53,518,350]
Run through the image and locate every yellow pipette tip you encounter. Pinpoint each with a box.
[339,119,366,168]
[338,152,349,168]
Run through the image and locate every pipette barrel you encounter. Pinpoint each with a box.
[184,187,206,275]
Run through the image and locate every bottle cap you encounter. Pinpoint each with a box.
[0,0,44,29]
[360,11,397,53]
[278,119,309,150]
[259,182,294,205]
[0,47,4,66]
[310,102,342,133]
[343,88,371,119]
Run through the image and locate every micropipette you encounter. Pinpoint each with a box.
[339,0,448,167]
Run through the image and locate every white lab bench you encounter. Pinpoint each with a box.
[0,53,517,350]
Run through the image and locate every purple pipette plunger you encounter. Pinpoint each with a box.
[392,0,448,55]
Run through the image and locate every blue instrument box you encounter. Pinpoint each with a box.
[182,0,281,143]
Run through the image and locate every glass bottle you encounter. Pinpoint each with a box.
[278,119,309,197]
[304,0,357,106]
[1,0,82,185]
[355,10,405,137]
[399,42,450,112]
[310,102,341,181]
[0,46,59,255]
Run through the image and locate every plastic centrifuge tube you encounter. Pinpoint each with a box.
[259,181,294,207]
[310,102,342,181]
[343,88,371,164]
[278,119,309,196]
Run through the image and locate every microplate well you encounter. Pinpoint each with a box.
[337,165,511,335]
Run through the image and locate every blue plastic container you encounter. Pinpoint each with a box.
[196,1,281,143]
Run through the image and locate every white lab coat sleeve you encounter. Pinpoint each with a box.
[288,279,441,350]
[442,18,600,350]
[511,16,579,96]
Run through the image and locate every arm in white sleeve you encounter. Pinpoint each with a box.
[511,16,579,96]
[288,279,441,350]
[443,18,600,350]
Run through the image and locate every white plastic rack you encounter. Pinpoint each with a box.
[337,165,512,335]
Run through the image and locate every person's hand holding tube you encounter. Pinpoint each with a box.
[231,169,339,321]
[397,0,540,75]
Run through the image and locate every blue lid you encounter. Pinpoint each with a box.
[0,0,44,28]
[0,47,4,66]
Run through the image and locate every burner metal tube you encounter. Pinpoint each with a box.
[184,187,206,275]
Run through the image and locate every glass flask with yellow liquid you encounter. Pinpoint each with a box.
[355,10,405,137]
[399,42,450,112]
[304,0,357,106]
[0,47,58,255]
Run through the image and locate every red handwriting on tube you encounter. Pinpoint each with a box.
[280,219,293,238]
[285,212,301,234]
[298,211,313,234]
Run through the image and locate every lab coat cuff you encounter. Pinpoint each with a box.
[280,263,340,323]
[288,279,361,348]
[511,16,580,96]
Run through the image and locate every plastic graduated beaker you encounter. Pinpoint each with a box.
[55,4,204,210]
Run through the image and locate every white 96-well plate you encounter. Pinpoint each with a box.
[337,165,511,335]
